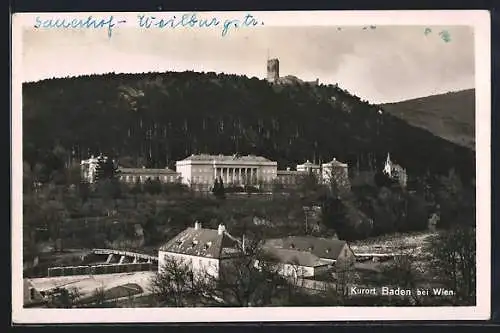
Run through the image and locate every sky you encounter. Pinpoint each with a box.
[21,24,475,104]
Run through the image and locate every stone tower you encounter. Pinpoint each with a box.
[267,58,280,83]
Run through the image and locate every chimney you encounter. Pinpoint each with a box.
[218,224,226,235]
[194,221,202,230]
[242,234,246,253]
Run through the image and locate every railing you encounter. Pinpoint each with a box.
[91,248,158,262]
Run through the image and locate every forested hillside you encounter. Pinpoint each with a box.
[22,71,475,184]
[381,89,475,150]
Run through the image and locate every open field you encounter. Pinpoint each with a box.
[27,271,155,303]
[350,230,437,256]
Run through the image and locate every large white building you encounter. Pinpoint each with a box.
[158,222,243,279]
[175,154,278,189]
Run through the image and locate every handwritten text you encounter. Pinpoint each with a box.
[137,13,261,37]
[34,15,125,38]
[33,13,263,38]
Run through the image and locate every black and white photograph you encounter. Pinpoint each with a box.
[12,10,490,323]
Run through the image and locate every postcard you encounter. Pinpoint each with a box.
[12,10,491,323]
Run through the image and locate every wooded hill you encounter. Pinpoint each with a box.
[381,89,475,150]
[22,71,475,184]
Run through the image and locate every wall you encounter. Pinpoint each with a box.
[259,165,277,183]
[47,263,154,277]
[313,264,331,276]
[159,251,220,278]
[336,244,356,265]
[190,164,215,186]
[281,263,315,278]
[175,163,192,185]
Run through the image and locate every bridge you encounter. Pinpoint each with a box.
[91,248,159,264]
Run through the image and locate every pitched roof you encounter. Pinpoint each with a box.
[263,236,348,261]
[159,227,241,259]
[322,158,348,168]
[118,167,178,175]
[297,160,320,168]
[263,247,329,268]
[178,154,273,163]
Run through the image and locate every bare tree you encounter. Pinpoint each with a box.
[428,226,476,304]
[210,237,290,307]
[381,243,424,305]
[332,258,356,304]
[149,256,207,307]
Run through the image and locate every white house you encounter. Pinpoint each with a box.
[80,155,101,183]
[260,247,332,278]
[321,158,351,193]
[158,222,242,279]
[261,236,355,279]
[175,154,278,190]
[296,160,321,178]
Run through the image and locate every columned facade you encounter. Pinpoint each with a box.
[176,154,277,190]
[213,166,259,185]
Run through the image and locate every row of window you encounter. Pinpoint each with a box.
[189,167,276,174]
[120,175,179,183]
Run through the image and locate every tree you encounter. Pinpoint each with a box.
[144,177,162,195]
[332,257,356,304]
[381,243,424,305]
[434,168,474,228]
[210,240,290,307]
[46,287,81,308]
[211,176,226,200]
[428,226,476,304]
[149,256,208,307]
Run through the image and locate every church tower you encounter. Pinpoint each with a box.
[267,58,280,83]
[383,153,393,176]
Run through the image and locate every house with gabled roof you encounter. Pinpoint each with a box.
[158,222,243,279]
[261,247,333,278]
[261,235,355,278]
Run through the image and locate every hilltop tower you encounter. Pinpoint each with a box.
[267,58,280,83]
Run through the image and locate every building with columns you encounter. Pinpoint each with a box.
[175,154,278,190]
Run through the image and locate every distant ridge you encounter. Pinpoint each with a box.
[380,89,475,150]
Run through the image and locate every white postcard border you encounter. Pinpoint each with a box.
[11,10,491,323]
